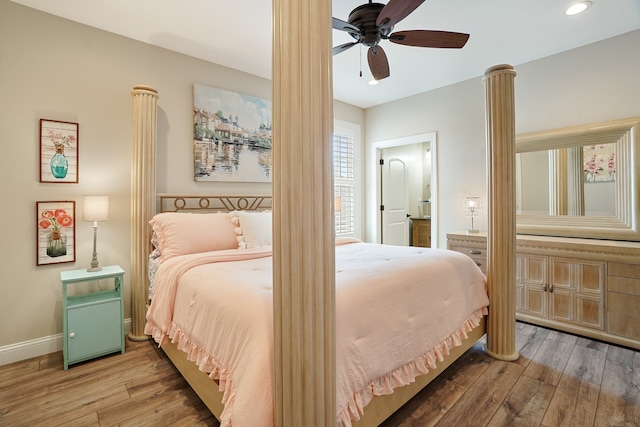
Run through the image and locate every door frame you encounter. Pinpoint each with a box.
[366,132,439,247]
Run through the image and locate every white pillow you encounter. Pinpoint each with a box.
[229,210,272,249]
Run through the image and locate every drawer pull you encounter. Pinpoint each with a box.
[469,250,481,255]
[475,262,481,267]
[542,284,547,292]
[69,332,76,338]
[549,285,554,293]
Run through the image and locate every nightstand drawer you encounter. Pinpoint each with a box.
[449,244,487,273]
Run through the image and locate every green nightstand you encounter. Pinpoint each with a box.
[61,265,125,370]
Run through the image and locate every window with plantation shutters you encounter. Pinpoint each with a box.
[333,121,361,238]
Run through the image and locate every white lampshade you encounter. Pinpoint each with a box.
[83,196,109,222]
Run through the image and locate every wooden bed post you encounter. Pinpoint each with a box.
[129,85,158,341]
[483,65,520,361]
[272,0,336,425]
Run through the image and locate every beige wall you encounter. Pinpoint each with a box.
[365,29,640,247]
[0,2,364,352]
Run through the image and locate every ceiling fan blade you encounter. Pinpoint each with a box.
[388,30,470,48]
[367,46,390,80]
[332,17,360,34]
[376,0,425,31]
[333,42,358,56]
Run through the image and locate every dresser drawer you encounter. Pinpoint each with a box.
[608,276,640,296]
[608,292,640,317]
[606,262,640,341]
[608,312,640,341]
[608,262,640,279]
[449,244,487,273]
[607,284,640,341]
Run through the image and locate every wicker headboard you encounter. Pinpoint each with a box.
[158,194,272,213]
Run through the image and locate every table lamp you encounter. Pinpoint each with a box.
[83,195,109,272]
[462,196,482,234]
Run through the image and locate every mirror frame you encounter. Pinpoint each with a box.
[516,116,640,241]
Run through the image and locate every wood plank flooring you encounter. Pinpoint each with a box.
[1,322,638,426]
[381,322,640,427]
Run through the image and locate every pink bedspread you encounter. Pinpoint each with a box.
[145,240,488,426]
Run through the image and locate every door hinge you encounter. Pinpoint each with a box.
[380,205,384,211]
[379,159,384,165]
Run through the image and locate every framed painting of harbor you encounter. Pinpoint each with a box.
[193,84,272,182]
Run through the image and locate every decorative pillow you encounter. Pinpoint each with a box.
[147,254,161,298]
[229,210,273,249]
[149,212,238,261]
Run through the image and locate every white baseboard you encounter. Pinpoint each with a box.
[0,318,132,366]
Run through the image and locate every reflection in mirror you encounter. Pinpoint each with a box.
[515,116,640,241]
[517,142,617,217]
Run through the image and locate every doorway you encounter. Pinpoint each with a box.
[366,132,438,247]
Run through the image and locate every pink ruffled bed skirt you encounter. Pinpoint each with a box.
[147,306,487,427]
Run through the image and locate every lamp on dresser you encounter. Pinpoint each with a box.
[83,195,109,272]
[462,196,482,234]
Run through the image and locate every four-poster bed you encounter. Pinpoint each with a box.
[142,195,489,426]
[128,5,518,421]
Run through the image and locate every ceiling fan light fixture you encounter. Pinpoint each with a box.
[368,79,379,86]
[564,1,592,16]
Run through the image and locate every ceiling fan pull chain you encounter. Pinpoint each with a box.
[359,44,363,77]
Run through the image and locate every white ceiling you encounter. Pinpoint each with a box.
[11,0,640,109]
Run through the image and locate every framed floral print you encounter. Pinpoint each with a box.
[583,143,616,183]
[36,201,76,265]
[40,119,79,183]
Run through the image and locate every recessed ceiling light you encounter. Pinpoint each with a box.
[565,1,592,16]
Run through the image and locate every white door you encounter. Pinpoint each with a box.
[381,156,409,245]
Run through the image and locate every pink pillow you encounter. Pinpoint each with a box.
[149,212,238,261]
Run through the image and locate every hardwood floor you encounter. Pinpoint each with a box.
[0,339,215,426]
[1,322,638,426]
[382,322,640,427]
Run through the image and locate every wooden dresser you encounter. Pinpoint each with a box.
[447,232,640,349]
[411,218,431,248]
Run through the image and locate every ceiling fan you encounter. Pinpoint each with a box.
[332,0,469,81]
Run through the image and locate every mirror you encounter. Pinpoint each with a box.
[515,117,640,241]
[518,142,617,217]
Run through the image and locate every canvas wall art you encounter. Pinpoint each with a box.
[36,201,76,265]
[193,84,272,182]
[40,119,79,183]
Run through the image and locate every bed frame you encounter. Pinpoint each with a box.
[152,194,486,425]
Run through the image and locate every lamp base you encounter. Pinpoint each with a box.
[87,251,101,272]
[88,225,101,272]
[467,229,480,234]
